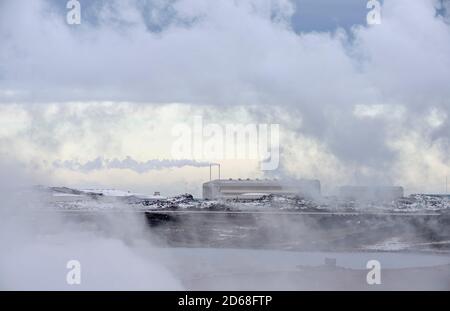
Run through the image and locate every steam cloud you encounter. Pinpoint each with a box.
[0,0,449,193]
[53,156,211,173]
[0,160,183,290]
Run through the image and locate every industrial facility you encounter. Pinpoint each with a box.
[338,186,404,201]
[202,178,321,200]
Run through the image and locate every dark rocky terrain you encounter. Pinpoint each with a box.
[39,187,450,252]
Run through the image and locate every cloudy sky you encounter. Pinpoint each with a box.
[0,0,449,196]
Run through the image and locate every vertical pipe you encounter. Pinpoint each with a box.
[209,163,220,181]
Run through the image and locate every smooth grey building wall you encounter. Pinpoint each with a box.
[338,186,404,201]
[202,178,321,200]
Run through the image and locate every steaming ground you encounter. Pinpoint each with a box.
[0,187,183,290]
[43,187,450,252]
[1,186,450,290]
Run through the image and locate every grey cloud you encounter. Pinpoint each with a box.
[0,0,449,191]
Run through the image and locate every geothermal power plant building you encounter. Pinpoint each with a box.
[202,178,321,200]
[339,186,404,201]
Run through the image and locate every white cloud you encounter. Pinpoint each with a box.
[426,107,447,128]
[0,0,449,193]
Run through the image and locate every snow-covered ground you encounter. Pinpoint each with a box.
[3,186,450,290]
[21,186,450,254]
[40,186,450,213]
[79,188,165,200]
